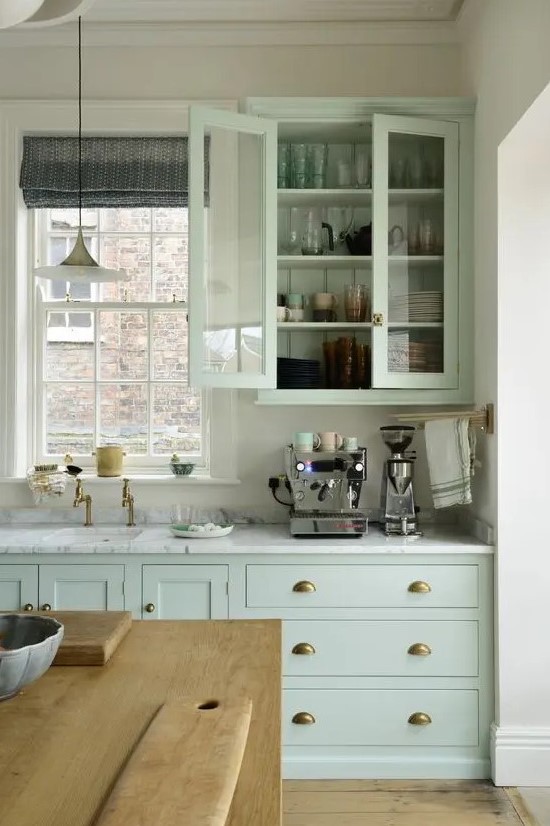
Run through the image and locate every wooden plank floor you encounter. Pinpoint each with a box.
[282,781,539,826]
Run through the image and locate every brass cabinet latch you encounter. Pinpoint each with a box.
[372,312,384,326]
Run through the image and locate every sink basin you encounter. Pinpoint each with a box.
[42,526,142,544]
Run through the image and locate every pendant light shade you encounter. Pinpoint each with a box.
[34,16,124,283]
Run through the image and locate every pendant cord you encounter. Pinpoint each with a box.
[78,15,82,225]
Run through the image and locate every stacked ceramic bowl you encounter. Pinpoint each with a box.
[0,614,64,701]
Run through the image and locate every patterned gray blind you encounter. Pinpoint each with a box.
[20,135,209,208]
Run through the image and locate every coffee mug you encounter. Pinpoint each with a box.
[312,308,336,322]
[318,431,344,451]
[294,432,321,451]
[286,293,304,309]
[287,308,304,322]
[312,292,338,310]
[276,306,291,322]
[343,436,358,451]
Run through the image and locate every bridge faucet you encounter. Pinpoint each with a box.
[122,478,136,527]
[73,479,93,526]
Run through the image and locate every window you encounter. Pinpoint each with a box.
[34,206,205,470]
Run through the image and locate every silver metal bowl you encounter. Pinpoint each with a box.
[0,614,64,701]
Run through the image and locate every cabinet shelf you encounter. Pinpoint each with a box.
[278,321,372,331]
[389,256,444,265]
[387,322,443,328]
[278,255,372,269]
[278,188,371,206]
[389,188,444,202]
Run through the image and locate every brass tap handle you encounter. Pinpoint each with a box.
[122,478,130,501]
[408,712,432,726]
[23,603,34,612]
[41,604,52,612]
[407,580,431,594]
[292,712,316,725]
[408,642,432,656]
[292,642,316,656]
[145,603,155,613]
[292,580,316,593]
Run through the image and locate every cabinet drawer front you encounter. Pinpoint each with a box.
[247,565,478,608]
[283,620,479,677]
[284,689,478,746]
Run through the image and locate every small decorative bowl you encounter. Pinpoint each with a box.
[169,462,195,477]
[0,614,64,701]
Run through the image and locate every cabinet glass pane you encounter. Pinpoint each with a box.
[201,126,264,377]
[386,132,445,376]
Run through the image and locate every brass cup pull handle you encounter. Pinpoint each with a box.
[292,580,316,593]
[41,604,52,611]
[407,643,432,656]
[292,711,316,725]
[145,603,156,613]
[408,712,432,726]
[23,603,34,612]
[292,642,316,656]
[407,580,431,594]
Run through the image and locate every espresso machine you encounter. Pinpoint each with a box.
[284,445,367,536]
[380,425,421,536]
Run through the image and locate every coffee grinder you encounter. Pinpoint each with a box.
[380,425,421,536]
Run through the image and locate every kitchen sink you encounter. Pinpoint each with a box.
[41,526,143,544]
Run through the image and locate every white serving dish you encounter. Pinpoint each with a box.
[170,524,234,539]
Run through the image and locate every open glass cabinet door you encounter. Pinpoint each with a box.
[371,114,459,390]
[189,106,277,388]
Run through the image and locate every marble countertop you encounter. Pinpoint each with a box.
[0,523,493,555]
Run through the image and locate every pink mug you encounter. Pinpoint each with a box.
[318,431,344,451]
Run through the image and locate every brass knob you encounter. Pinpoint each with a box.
[408,712,432,726]
[41,604,52,611]
[23,603,34,612]
[292,580,316,593]
[292,642,316,656]
[407,580,431,594]
[145,603,155,613]
[292,711,316,725]
[407,643,432,656]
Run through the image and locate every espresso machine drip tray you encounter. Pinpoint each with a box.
[290,510,368,537]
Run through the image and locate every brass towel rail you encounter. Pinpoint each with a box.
[393,403,494,435]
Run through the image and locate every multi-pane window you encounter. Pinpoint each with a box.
[35,207,204,467]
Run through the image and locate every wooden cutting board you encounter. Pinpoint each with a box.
[45,611,133,666]
[95,697,252,826]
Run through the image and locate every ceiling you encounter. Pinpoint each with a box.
[84,0,467,24]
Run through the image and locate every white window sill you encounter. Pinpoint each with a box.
[0,476,241,486]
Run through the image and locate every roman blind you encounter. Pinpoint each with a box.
[20,135,209,208]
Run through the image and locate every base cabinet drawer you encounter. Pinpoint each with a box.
[284,689,479,747]
[247,565,479,608]
[284,620,479,677]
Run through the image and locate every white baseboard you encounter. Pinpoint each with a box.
[491,723,550,785]
[283,756,490,780]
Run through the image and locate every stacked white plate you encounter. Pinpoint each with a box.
[389,291,443,323]
[388,332,443,373]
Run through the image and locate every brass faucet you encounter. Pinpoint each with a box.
[121,478,136,527]
[73,479,93,526]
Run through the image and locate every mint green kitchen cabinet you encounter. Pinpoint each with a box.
[38,564,125,611]
[0,564,38,611]
[230,97,474,405]
[141,564,228,619]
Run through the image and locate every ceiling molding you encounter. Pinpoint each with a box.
[83,0,466,24]
[0,19,460,48]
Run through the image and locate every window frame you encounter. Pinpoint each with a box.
[0,99,239,480]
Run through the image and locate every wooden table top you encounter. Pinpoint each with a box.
[0,619,281,826]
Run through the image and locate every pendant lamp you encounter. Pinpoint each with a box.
[34,16,125,283]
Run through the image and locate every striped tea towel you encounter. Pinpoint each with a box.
[425,417,475,508]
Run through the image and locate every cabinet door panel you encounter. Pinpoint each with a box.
[39,565,124,610]
[0,565,38,611]
[189,106,277,389]
[372,114,459,390]
[142,565,228,619]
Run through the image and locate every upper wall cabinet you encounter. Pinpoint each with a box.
[191,98,474,405]
[189,106,277,389]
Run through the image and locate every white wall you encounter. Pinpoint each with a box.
[0,38,461,511]
[461,0,550,785]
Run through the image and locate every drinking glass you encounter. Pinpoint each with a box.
[354,146,371,188]
[344,284,370,322]
[307,144,328,189]
[277,143,290,188]
[290,144,307,189]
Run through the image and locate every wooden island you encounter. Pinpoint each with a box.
[0,619,281,826]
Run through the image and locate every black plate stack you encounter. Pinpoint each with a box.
[277,357,322,389]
